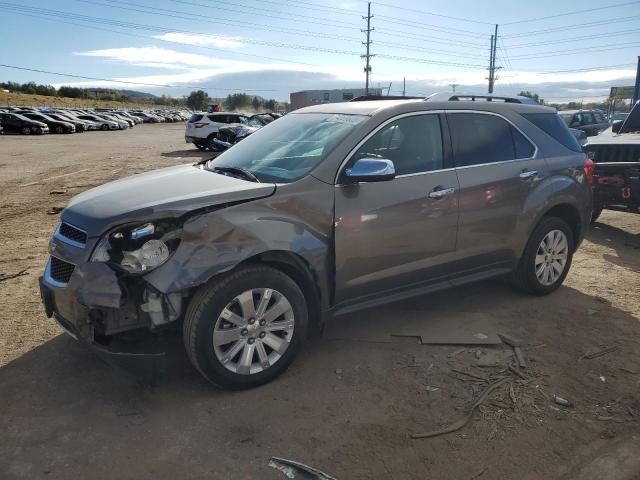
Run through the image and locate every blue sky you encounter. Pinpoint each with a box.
[1,0,639,102]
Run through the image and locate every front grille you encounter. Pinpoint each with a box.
[50,257,75,283]
[59,222,87,245]
[587,145,640,163]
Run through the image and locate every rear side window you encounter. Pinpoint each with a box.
[208,115,228,123]
[522,113,581,152]
[449,113,533,167]
[188,114,203,123]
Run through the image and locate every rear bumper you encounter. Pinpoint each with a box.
[185,135,205,144]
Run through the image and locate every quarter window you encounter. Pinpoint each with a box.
[448,113,534,167]
[352,114,444,175]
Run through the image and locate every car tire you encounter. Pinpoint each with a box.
[195,144,207,151]
[183,265,308,389]
[591,205,604,223]
[55,126,64,134]
[101,124,109,131]
[22,126,31,135]
[512,216,574,296]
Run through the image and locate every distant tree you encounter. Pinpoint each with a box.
[224,93,252,110]
[518,90,543,104]
[186,90,210,111]
[263,99,277,111]
[251,96,261,110]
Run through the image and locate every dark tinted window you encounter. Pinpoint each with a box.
[449,113,515,167]
[353,114,443,175]
[522,113,582,152]
[208,114,228,123]
[512,127,535,158]
[188,114,204,123]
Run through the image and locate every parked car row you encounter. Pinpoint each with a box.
[0,106,188,135]
[185,111,282,151]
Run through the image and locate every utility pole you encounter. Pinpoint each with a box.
[361,2,374,96]
[633,55,640,105]
[449,83,458,92]
[402,77,406,96]
[488,24,501,94]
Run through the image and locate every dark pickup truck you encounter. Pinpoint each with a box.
[584,102,640,221]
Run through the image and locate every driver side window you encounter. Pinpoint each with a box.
[352,114,444,175]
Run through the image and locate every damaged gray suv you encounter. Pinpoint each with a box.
[40,93,592,389]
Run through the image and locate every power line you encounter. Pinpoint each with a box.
[508,42,640,60]
[502,0,640,25]
[71,0,489,61]
[1,4,486,70]
[504,28,640,48]
[0,64,281,91]
[4,10,323,67]
[502,14,640,38]
[170,0,363,28]
[371,1,493,25]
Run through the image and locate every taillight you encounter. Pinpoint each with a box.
[583,157,595,186]
[194,122,207,128]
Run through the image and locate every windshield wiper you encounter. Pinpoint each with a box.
[211,166,261,183]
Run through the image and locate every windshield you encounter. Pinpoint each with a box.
[205,113,368,183]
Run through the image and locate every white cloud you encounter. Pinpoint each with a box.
[153,32,244,49]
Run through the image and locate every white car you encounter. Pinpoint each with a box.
[185,112,248,151]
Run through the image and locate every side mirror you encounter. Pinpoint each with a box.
[345,158,395,183]
[612,120,623,133]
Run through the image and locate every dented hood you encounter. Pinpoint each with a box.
[63,164,276,236]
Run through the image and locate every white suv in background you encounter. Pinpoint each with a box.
[185,112,248,151]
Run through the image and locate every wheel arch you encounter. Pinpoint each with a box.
[238,250,324,331]
[536,202,583,249]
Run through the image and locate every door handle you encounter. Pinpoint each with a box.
[428,187,455,199]
[519,169,538,179]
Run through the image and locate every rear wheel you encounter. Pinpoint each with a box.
[101,124,109,131]
[195,143,207,151]
[21,126,31,135]
[513,216,574,295]
[183,265,308,389]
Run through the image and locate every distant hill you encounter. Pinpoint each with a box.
[85,88,159,100]
[0,91,159,109]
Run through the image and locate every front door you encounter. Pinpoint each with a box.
[334,112,459,304]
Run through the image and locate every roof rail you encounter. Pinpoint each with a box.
[350,95,423,102]
[425,92,538,104]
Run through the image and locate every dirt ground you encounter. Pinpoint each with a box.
[1,125,639,480]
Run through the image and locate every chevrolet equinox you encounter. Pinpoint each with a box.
[40,93,593,389]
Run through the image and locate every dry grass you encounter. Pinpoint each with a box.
[0,91,160,109]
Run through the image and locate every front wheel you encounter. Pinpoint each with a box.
[55,125,64,134]
[22,126,31,135]
[512,216,574,295]
[195,143,207,151]
[183,265,308,389]
[101,124,109,131]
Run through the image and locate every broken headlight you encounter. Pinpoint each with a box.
[91,220,182,273]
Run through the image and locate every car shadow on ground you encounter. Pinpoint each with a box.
[1,279,639,479]
[589,219,640,273]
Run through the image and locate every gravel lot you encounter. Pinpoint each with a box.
[1,124,639,479]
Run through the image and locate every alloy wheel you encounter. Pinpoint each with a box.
[213,288,295,375]
[535,230,568,286]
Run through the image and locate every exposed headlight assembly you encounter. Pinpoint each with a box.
[91,220,182,273]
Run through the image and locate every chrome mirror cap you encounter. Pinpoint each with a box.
[345,158,395,183]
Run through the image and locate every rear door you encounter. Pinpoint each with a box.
[186,113,205,137]
[447,111,544,269]
[334,112,460,303]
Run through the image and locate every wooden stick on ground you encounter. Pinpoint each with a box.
[411,376,510,439]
